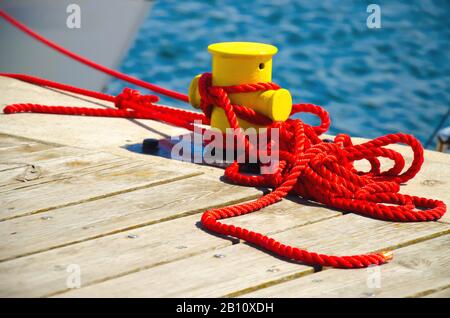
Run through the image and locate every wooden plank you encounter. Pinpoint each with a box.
[352,148,450,223]
[0,159,202,221]
[0,198,341,297]
[0,148,122,187]
[0,162,22,173]
[0,157,130,194]
[58,243,312,298]
[0,146,85,173]
[0,134,28,149]
[399,160,450,223]
[54,216,450,298]
[0,134,61,171]
[423,288,450,298]
[0,174,261,261]
[242,235,450,298]
[266,214,449,260]
[0,133,56,150]
[0,141,56,161]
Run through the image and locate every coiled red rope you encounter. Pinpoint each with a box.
[3,72,446,268]
[196,73,446,268]
[1,10,446,269]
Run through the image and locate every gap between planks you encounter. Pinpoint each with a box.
[1,133,449,297]
[411,283,450,298]
[0,160,204,221]
[0,174,264,262]
[49,210,343,298]
[0,132,65,149]
[238,234,450,298]
[422,286,450,298]
[0,198,343,297]
[0,149,126,188]
[1,138,448,297]
[54,216,450,298]
[0,158,148,194]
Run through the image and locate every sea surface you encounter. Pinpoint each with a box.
[106,0,450,149]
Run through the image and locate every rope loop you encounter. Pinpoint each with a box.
[1,8,444,269]
[196,73,446,269]
[2,72,446,269]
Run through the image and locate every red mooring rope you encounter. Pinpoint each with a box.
[0,10,188,103]
[1,10,446,269]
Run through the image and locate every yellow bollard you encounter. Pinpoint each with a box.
[189,42,292,132]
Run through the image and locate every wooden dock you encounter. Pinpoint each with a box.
[0,76,449,298]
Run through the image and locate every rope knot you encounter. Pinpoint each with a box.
[115,88,159,110]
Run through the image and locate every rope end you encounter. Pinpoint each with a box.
[380,250,394,262]
[3,106,14,114]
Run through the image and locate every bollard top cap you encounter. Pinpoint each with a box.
[208,42,278,58]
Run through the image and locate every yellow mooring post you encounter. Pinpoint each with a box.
[189,42,293,132]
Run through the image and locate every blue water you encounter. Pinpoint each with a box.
[106,0,450,149]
